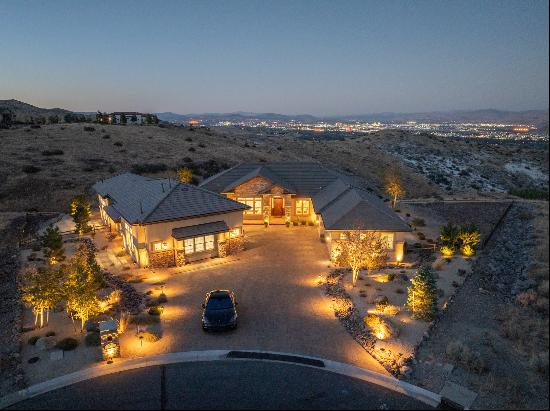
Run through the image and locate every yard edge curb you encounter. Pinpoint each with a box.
[0,350,441,409]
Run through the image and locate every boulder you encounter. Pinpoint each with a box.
[35,336,57,351]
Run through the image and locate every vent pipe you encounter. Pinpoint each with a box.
[140,201,143,214]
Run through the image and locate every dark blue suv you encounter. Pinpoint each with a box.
[201,290,238,331]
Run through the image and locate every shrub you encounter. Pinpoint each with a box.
[131,163,168,174]
[84,126,95,132]
[55,338,79,351]
[148,306,163,316]
[23,165,41,174]
[411,218,425,227]
[509,187,549,201]
[28,336,40,345]
[185,137,193,142]
[85,332,101,347]
[364,314,397,339]
[445,340,486,374]
[115,250,126,257]
[41,149,64,156]
[113,141,123,147]
[45,331,56,337]
[102,134,110,139]
[440,245,455,257]
[129,313,160,326]
[188,147,196,152]
[157,293,168,304]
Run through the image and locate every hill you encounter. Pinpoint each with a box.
[0,99,71,124]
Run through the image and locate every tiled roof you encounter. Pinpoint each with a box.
[200,162,343,196]
[172,221,230,240]
[201,162,410,232]
[93,173,248,225]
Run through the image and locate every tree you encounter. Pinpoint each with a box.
[407,265,438,321]
[48,115,59,124]
[145,114,153,125]
[70,195,92,234]
[337,230,388,287]
[120,113,127,125]
[176,167,193,183]
[385,168,406,208]
[20,266,64,328]
[42,225,65,264]
[439,222,459,256]
[457,224,480,256]
[64,113,74,123]
[130,114,137,123]
[64,244,103,332]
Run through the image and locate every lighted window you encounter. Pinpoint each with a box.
[195,236,205,252]
[230,227,241,238]
[239,197,263,215]
[152,241,168,252]
[339,233,347,240]
[184,239,194,254]
[295,199,310,215]
[184,235,216,254]
[381,233,394,249]
[205,235,215,250]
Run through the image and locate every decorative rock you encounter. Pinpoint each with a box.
[35,336,57,351]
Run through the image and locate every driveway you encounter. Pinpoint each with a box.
[120,225,386,374]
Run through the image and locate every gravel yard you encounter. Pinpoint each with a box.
[408,203,549,409]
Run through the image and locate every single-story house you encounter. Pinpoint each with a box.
[93,173,248,268]
[200,162,412,262]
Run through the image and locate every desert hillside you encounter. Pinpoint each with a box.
[0,123,547,212]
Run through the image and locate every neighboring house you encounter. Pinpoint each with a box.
[109,112,146,124]
[201,162,412,262]
[93,173,248,268]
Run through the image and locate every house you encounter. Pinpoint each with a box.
[93,173,248,268]
[200,162,412,262]
[109,112,146,125]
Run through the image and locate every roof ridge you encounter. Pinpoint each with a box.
[199,163,241,187]
[316,184,353,213]
[191,183,251,209]
[140,178,179,223]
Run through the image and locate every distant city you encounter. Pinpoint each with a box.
[203,118,548,145]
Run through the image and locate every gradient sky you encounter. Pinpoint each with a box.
[1,0,548,115]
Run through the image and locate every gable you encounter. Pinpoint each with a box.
[234,176,274,197]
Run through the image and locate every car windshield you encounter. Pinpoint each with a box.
[206,295,233,310]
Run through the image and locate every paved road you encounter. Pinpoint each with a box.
[8,361,431,410]
[118,225,386,374]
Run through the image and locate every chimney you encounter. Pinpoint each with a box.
[140,201,143,214]
[161,182,165,192]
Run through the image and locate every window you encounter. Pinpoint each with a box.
[339,233,347,240]
[239,197,263,215]
[184,235,216,254]
[205,235,215,250]
[295,199,310,215]
[230,227,241,238]
[381,233,394,249]
[152,241,169,252]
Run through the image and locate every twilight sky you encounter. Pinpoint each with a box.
[0,0,548,115]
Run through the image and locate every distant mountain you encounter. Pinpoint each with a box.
[155,111,318,124]
[0,99,71,123]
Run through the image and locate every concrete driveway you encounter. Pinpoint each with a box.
[120,225,386,374]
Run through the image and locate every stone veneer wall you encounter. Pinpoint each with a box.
[175,249,186,267]
[149,249,175,268]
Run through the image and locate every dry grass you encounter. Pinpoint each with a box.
[0,124,442,212]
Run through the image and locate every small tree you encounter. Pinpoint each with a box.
[70,195,92,234]
[48,115,60,124]
[458,224,480,256]
[338,230,388,287]
[439,222,459,256]
[176,167,193,183]
[145,113,153,124]
[64,244,103,331]
[407,265,438,321]
[42,225,65,264]
[120,113,127,125]
[384,168,406,209]
[20,266,64,328]
[131,114,137,123]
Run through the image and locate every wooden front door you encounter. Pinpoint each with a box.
[272,197,284,217]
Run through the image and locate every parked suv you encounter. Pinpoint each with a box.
[201,290,238,331]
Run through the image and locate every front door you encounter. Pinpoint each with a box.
[272,197,284,217]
